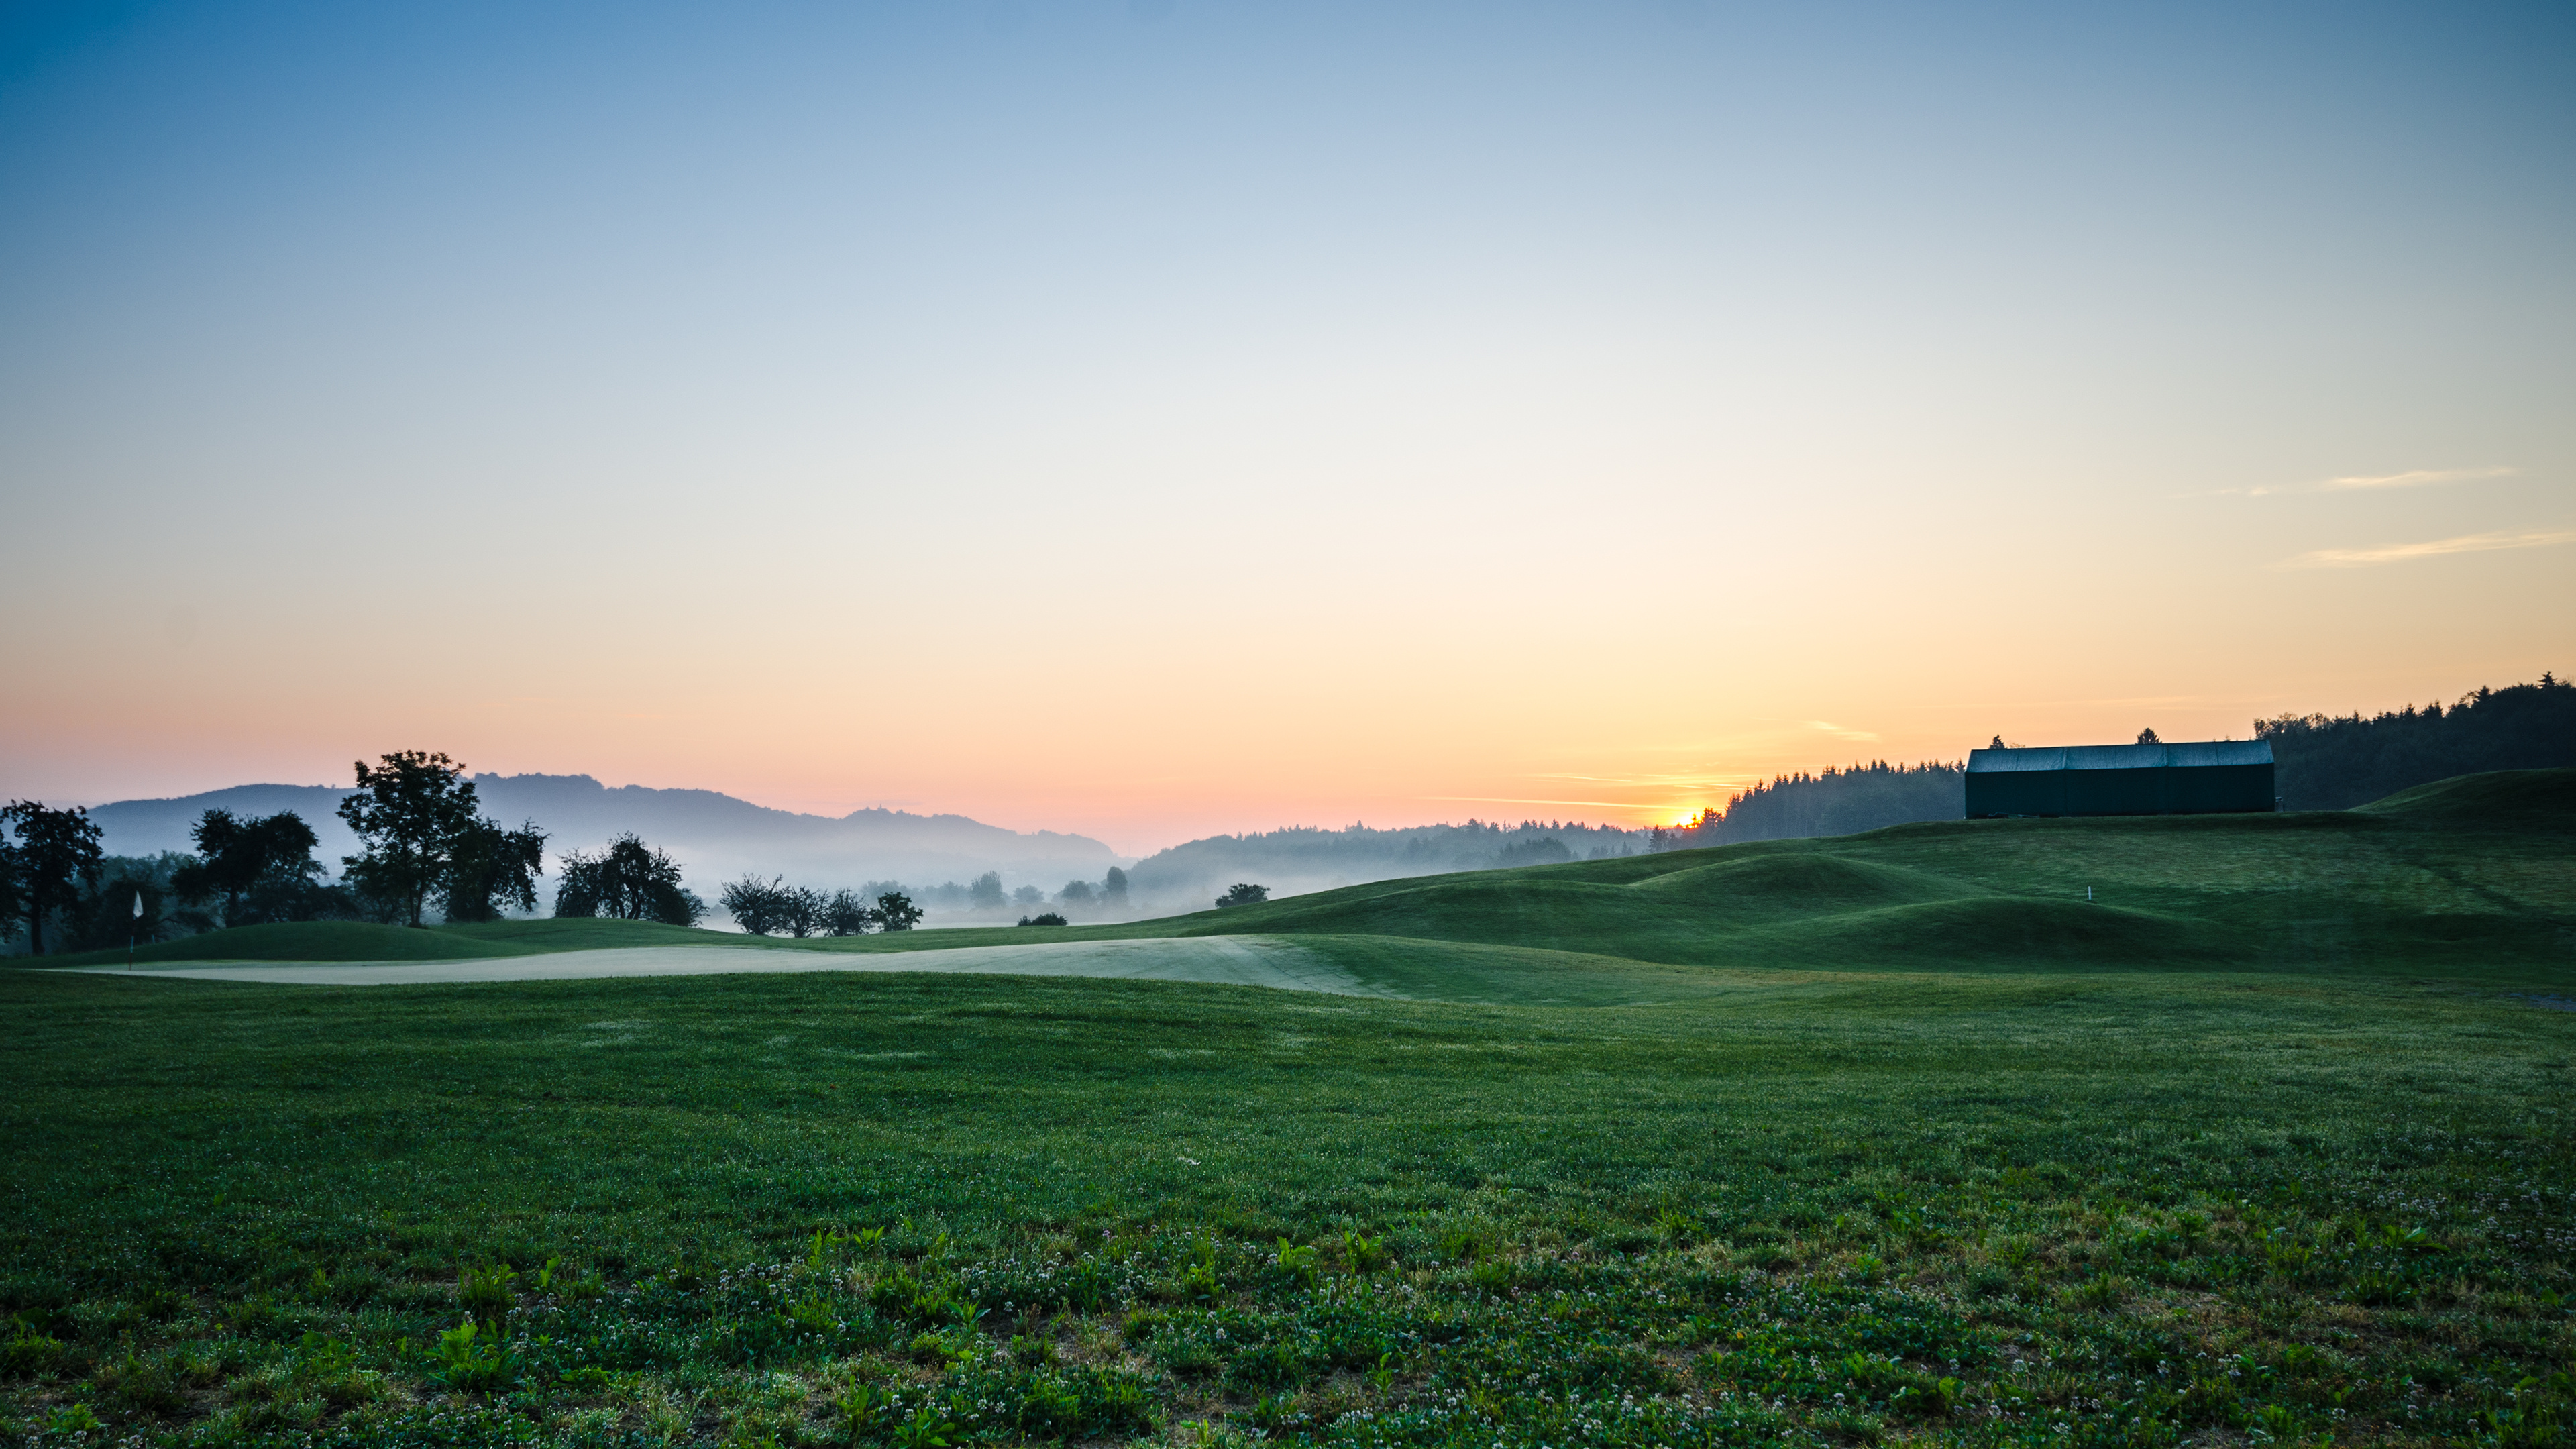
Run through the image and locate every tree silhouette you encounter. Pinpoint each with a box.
[555,833,703,926]
[174,810,326,926]
[873,890,924,932]
[443,818,549,923]
[2,802,103,955]
[720,875,789,935]
[337,752,482,927]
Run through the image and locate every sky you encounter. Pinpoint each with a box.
[1,0,2569,855]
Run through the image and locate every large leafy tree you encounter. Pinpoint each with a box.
[173,810,327,926]
[719,875,789,936]
[441,818,549,924]
[2,802,105,955]
[553,834,704,926]
[0,828,20,947]
[337,751,484,928]
[873,890,924,932]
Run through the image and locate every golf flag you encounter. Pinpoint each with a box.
[131,889,143,918]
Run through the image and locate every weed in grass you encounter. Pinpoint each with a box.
[455,1260,517,1329]
[1342,1229,1389,1273]
[889,1403,957,1448]
[96,1346,187,1415]
[1271,1237,1317,1285]
[426,1316,514,1391]
[1175,1239,1221,1301]
[1,1315,61,1377]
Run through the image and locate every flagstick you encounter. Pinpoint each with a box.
[129,887,142,972]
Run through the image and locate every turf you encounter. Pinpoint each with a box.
[1,771,2569,1447]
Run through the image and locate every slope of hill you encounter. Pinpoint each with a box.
[83,773,1119,900]
[1122,818,1644,912]
[1163,768,2576,981]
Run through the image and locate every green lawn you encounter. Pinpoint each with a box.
[1,772,2571,1447]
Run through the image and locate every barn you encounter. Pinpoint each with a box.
[1964,739,2276,818]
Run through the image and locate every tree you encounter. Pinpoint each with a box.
[1059,879,1095,906]
[0,828,21,948]
[1215,882,1269,908]
[1017,911,1068,927]
[873,890,924,932]
[174,810,327,926]
[780,885,826,938]
[442,818,548,923]
[555,835,704,926]
[1010,884,1043,908]
[2137,727,2161,745]
[1102,865,1129,910]
[721,875,789,936]
[822,890,877,937]
[967,871,1005,912]
[338,751,483,928]
[3,802,105,955]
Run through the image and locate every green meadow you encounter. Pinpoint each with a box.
[3,773,2571,1447]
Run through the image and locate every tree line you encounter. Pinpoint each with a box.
[2258,672,2574,810]
[714,877,923,936]
[1650,759,1967,850]
[0,751,720,953]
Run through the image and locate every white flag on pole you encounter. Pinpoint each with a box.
[132,889,143,918]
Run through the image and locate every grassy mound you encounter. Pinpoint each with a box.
[1745,895,2237,971]
[1625,852,1977,916]
[1170,769,2573,979]
[2354,765,2576,829]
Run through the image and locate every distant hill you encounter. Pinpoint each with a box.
[1124,819,1644,912]
[85,774,1120,907]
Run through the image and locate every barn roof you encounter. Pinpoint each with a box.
[1966,740,2273,774]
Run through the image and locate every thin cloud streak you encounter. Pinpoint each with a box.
[2320,466,2516,491]
[2278,528,2576,569]
[2176,464,2516,499]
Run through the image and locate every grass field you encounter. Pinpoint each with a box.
[3,773,2571,1447]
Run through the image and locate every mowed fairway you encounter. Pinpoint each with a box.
[2,773,2571,1448]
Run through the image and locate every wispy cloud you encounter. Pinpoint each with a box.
[2318,466,2516,492]
[2278,527,2576,569]
[2179,464,2516,499]
[1807,720,1880,741]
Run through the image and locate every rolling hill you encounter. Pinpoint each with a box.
[43,770,2571,998]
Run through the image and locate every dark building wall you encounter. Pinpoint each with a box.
[1965,763,2274,818]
